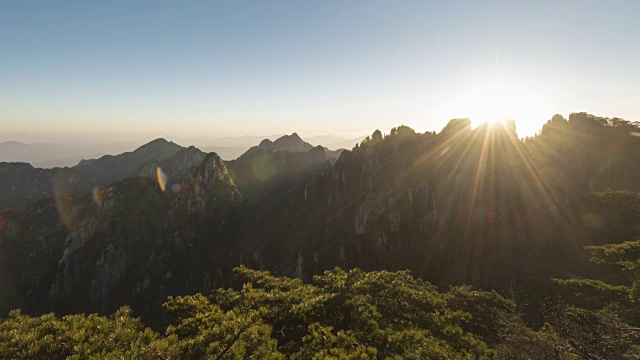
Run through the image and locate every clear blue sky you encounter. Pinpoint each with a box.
[1,0,639,139]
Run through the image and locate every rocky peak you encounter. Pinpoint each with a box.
[240,133,315,159]
[133,138,182,157]
[440,118,472,137]
[271,133,312,153]
[258,139,273,147]
[76,158,97,167]
[174,153,241,215]
[167,146,207,171]
[307,145,331,161]
[73,138,184,183]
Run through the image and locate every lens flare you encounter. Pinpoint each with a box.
[171,183,183,193]
[156,166,168,192]
[251,153,276,181]
[0,211,4,231]
[52,169,81,230]
[582,213,604,229]
[92,186,104,207]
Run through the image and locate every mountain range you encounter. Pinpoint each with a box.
[0,133,344,210]
[1,113,639,328]
[0,134,363,168]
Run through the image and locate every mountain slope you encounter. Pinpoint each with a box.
[0,141,131,168]
[0,163,58,210]
[2,113,640,325]
[0,138,186,210]
[0,152,244,319]
[235,119,640,289]
[227,145,335,202]
[225,133,346,201]
[239,133,315,159]
[133,146,207,194]
[75,138,183,183]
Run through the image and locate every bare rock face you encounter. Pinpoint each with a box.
[355,187,412,236]
[0,210,21,311]
[47,177,170,313]
[0,148,248,319]
[134,146,207,193]
[43,153,245,316]
[174,152,241,216]
[0,163,54,210]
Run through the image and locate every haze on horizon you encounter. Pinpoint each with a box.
[2,0,639,143]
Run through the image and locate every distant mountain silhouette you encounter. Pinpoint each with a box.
[76,138,183,182]
[0,135,346,210]
[226,134,345,201]
[0,141,51,164]
[0,141,73,166]
[239,133,314,158]
[200,146,246,160]
[200,135,364,161]
[33,154,106,168]
[0,141,131,168]
[307,134,366,150]
[0,138,185,210]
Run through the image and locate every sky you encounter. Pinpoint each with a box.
[1,0,640,142]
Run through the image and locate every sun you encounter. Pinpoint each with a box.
[457,81,541,131]
[440,76,552,138]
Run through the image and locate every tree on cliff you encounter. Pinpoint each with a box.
[552,240,640,358]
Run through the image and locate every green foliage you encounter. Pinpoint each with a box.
[14,264,640,359]
[291,323,378,359]
[556,240,640,309]
[163,293,280,359]
[551,240,640,358]
[546,305,640,360]
[3,266,560,359]
[586,240,640,274]
[552,278,630,309]
[493,322,569,360]
[0,306,174,359]
[213,266,524,358]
